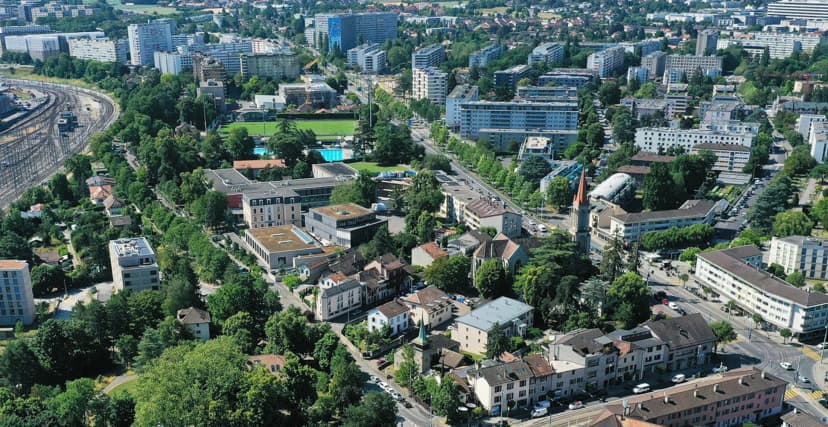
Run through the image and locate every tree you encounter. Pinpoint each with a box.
[415,211,436,244]
[405,171,444,232]
[328,347,364,409]
[49,173,74,202]
[752,313,764,330]
[395,344,418,389]
[519,156,552,185]
[812,198,828,228]
[787,271,806,287]
[268,132,304,167]
[424,255,471,293]
[486,322,510,359]
[599,81,621,106]
[475,259,509,299]
[710,320,736,350]
[679,273,689,287]
[162,276,200,316]
[224,127,255,160]
[30,264,65,297]
[772,210,813,237]
[208,276,281,327]
[600,234,625,282]
[642,163,681,210]
[116,335,139,368]
[0,339,45,392]
[342,392,398,427]
[431,375,462,421]
[265,306,321,355]
[546,176,573,210]
[222,311,257,354]
[191,191,228,230]
[747,176,793,233]
[780,328,792,343]
[329,170,377,207]
[607,272,650,329]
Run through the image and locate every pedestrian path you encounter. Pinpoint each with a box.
[785,388,800,400]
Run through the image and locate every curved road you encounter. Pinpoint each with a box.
[0,79,118,209]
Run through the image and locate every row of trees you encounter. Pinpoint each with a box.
[640,224,715,251]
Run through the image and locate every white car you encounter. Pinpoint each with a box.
[712,366,729,374]
[671,374,686,383]
[369,375,380,384]
[668,302,679,310]
[780,362,794,370]
[817,342,828,350]
[379,382,390,391]
[799,376,811,383]
[568,401,584,410]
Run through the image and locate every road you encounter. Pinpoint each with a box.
[0,79,118,209]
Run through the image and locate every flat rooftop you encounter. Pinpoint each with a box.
[0,260,26,270]
[110,237,154,257]
[246,225,320,252]
[312,203,373,220]
[205,168,355,194]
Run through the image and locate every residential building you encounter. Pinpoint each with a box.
[621,98,674,120]
[469,44,503,68]
[769,0,828,19]
[411,242,448,268]
[528,42,564,66]
[198,79,226,112]
[696,29,719,56]
[463,199,522,238]
[552,328,626,391]
[315,12,398,52]
[781,409,826,427]
[538,73,592,89]
[596,368,785,427]
[586,46,626,78]
[626,66,649,84]
[103,196,125,217]
[109,237,160,293]
[454,297,533,355]
[413,66,448,105]
[796,114,826,139]
[718,32,826,59]
[242,188,301,229]
[153,51,185,75]
[243,225,324,270]
[539,161,584,196]
[176,307,211,341]
[412,44,445,69]
[459,100,578,141]
[239,51,301,81]
[4,34,59,61]
[516,86,578,102]
[697,246,828,338]
[571,170,591,254]
[691,143,751,173]
[247,354,286,376]
[359,253,413,306]
[278,80,338,109]
[128,19,174,66]
[517,136,555,162]
[446,84,478,129]
[480,129,578,153]
[346,43,386,74]
[809,121,828,163]
[192,54,226,82]
[700,100,741,124]
[367,300,409,335]
[634,126,754,153]
[604,199,717,243]
[641,51,667,80]
[769,236,828,279]
[439,172,483,224]
[315,273,362,321]
[642,313,716,371]
[68,38,127,63]
[469,360,534,414]
[304,203,387,248]
[494,64,531,89]
[663,55,723,80]
[253,95,286,111]
[472,233,529,281]
[401,285,453,330]
[0,260,35,325]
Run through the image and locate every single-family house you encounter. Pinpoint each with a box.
[176,307,211,341]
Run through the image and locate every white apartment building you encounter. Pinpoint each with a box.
[797,114,826,139]
[242,188,302,229]
[445,84,478,128]
[413,66,447,105]
[463,199,522,238]
[68,38,127,63]
[663,54,723,79]
[607,200,717,243]
[367,300,409,335]
[346,43,386,74]
[454,297,533,355]
[128,19,174,66]
[810,121,828,163]
[768,0,828,19]
[769,236,828,279]
[469,44,503,68]
[459,101,579,140]
[586,46,625,78]
[635,127,754,153]
[0,260,35,325]
[412,43,444,68]
[153,51,185,75]
[528,42,564,66]
[109,237,160,293]
[691,143,751,173]
[315,273,363,321]
[696,246,828,339]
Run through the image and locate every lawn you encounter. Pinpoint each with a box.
[348,162,409,174]
[221,120,356,137]
[94,0,177,15]
[107,377,138,396]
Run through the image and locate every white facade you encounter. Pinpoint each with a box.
[68,38,127,63]
[635,127,754,153]
[412,44,444,69]
[242,189,302,229]
[446,84,478,128]
[315,275,363,321]
[153,51,185,75]
[459,101,579,140]
[128,20,174,66]
[696,246,828,337]
[413,66,447,105]
[608,200,717,243]
[469,44,503,68]
[586,46,625,78]
[691,143,751,173]
[346,43,386,74]
[769,0,828,19]
[810,121,828,163]
[109,237,160,293]
[664,54,723,78]
[797,114,826,139]
[367,301,409,335]
[0,260,35,325]
[769,236,828,279]
[528,42,564,66]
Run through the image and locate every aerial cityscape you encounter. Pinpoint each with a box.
[1,0,828,425]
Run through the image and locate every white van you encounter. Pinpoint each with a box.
[531,407,549,418]
[538,224,548,232]
[633,383,651,394]
[672,374,686,383]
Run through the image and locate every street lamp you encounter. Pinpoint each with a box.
[821,325,828,363]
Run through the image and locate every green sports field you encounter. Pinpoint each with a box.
[220,120,356,137]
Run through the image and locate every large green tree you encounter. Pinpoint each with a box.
[607,272,651,329]
[772,210,813,237]
[546,176,573,210]
[424,255,471,292]
[475,259,510,299]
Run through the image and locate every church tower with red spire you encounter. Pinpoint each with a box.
[570,169,590,254]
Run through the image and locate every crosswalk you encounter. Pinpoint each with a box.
[802,346,821,362]
[785,388,800,400]
[808,390,824,400]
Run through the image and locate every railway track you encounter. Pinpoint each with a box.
[0,80,118,209]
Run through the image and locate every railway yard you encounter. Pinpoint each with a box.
[0,79,118,209]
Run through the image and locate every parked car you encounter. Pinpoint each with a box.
[668,302,679,310]
[672,374,686,383]
[817,342,828,350]
[531,407,549,418]
[568,401,584,410]
[780,362,794,370]
[633,383,651,394]
[799,376,811,383]
[712,365,729,374]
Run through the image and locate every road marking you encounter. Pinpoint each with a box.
[785,388,800,400]
[803,347,821,362]
[809,390,824,400]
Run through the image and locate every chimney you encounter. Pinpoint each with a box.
[713,384,719,393]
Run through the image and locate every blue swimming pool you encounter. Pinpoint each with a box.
[318,148,345,162]
[254,146,269,156]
